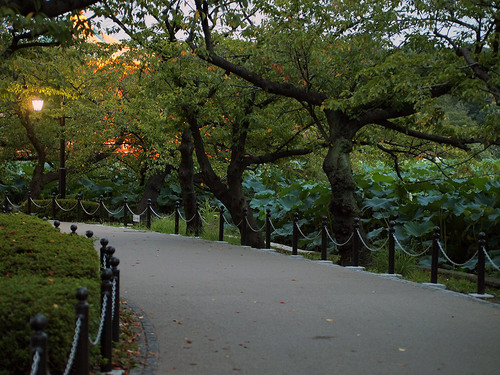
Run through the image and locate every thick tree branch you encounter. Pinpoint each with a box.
[457,46,500,103]
[193,0,326,106]
[376,143,403,180]
[244,148,312,167]
[376,119,499,150]
[1,0,100,17]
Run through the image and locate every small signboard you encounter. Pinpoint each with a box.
[133,214,140,223]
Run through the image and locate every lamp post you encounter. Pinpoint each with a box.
[32,98,66,198]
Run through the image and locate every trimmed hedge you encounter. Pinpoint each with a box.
[0,214,100,375]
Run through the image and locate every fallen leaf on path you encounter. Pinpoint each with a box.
[398,348,406,352]
[326,318,334,322]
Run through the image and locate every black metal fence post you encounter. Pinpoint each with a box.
[77,193,82,223]
[321,216,327,261]
[105,246,115,269]
[477,232,486,295]
[241,208,248,246]
[431,226,440,284]
[175,201,180,235]
[110,257,120,342]
[195,202,200,237]
[265,209,271,249]
[388,221,396,274]
[52,192,56,219]
[75,287,89,375]
[147,199,152,229]
[99,195,104,223]
[219,206,225,241]
[292,212,298,256]
[353,217,360,267]
[100,238,109,269]
[123,197,128,228]
[100,268,113,373]
[30,314,48,375]
[27,191,32,215]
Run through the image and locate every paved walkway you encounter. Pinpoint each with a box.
[60,223,500,375]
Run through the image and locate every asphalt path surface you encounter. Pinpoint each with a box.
[60,223,500,375]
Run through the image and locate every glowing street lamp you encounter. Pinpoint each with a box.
[32,98,44,112]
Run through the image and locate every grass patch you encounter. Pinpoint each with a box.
[366,248,418,278]
[366,248,500,299]
[406,268,499,297]
[147,207,242,246]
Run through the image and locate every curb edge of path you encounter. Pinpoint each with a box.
[126,299,159,375]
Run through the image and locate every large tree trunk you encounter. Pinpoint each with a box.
[323,111,367,266]
[28,164,58,199]
[227,162,264,248]
[136,164,173,213]
[178,129,201,235]
[29,161,48,198]
[185,111,264,248]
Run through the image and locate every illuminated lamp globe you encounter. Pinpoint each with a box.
[32,98,44,112]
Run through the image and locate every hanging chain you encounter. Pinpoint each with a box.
[437,240,478,267]
[393,235,430,257]
[90,294,108,346]
[29,350,40,375]
[111,279,117,318]
[482,245,500,272]
[62,317,82,375]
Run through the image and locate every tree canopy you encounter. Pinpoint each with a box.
[1,0,498,263]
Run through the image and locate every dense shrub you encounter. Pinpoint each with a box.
[0,214,99,279]
[0,214,100,375]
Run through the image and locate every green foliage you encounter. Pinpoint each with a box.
[0,213,100,374]
[0,214,99,279]
[241,159,499,263]
[356,160,500,263]
[0,276,100,375]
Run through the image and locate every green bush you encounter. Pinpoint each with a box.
[0,214,99,279]
[0,213,100,375]
[0,277,100,375]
